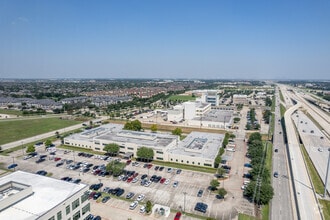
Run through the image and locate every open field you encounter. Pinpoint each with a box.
[0,109,23,116]
[0,117,80,145]
[166,95,196,101]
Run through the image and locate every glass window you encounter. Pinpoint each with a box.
[82,203,90,215]
[66,205,70,215]
[81,192,89,203]
[72,198,80,210]
[73,211,80,220]
[48,216,55,220]
[57,211,62,220]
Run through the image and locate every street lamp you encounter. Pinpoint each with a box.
[324,148,330,198]
[183,192,187,213]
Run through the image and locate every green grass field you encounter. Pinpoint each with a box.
[0,109,23,116]
[167,95,196,101]
[0,117,80,145]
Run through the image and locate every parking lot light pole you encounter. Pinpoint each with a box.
[323,148,330,198]
[183,192,187,213]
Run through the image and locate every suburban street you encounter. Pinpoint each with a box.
[270,89,295,220]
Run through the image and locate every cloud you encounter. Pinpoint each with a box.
[11,16,30,25]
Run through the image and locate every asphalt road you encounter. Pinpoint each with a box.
[284,102,322,220]
[270,89,295,220]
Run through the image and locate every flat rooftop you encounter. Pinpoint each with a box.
[168,131,224,159]
[0,171,87,220]
[193,109,233,123]
[68,124,178,149]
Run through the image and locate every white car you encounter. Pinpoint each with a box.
[144,180,152,187]
[164,179,170,185]
[132,178,139,183]
[227,148,236,152]
[137,194,145,201]
[140,205,146,213]
[129,201,138,210]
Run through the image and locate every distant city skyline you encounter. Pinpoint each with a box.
[0,0,329,80]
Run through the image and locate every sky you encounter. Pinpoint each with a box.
[0,0,329,80]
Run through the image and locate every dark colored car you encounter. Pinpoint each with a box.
[56,162,64,167]
[176,169,182,174]
[197,189,203,197]
[73,179,81,184]
[93,192,102,200]
[274,172,279,178]
[7,163,18,169]
[36,170,47,176]
[36,158,45,163]
[141,174,148,179]
[116,188,125,196]
[159,166,164,171]
[102,196,110,203]
[194,202,208,213]
[216,194,224,199]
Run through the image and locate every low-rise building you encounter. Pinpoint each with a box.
[233,94,248,105]
[0,171,90,220]
[64,124,224,168]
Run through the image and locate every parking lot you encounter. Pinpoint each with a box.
[1,131,255,220]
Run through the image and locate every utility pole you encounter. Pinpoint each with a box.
[324,148,330,198]
[183,192,187,213]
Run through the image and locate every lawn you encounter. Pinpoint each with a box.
[0,117,80,145]
[0,108,23,116]
[238,213,257,220]
[319,199,330,220]
[167,95,196,101]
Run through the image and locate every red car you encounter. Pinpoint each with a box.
[147,164,153,169]
[160,178,166,184]
[133,172,139,178]
[174,212,182,220]
[126,160,131,165]
[54,157,61,161]
[127,177,134,183]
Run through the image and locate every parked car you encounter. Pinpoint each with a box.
[102,196,110,203]
[36,170,47,176]
[137,194,145,201]
[173,181,179,187]
[216,194,224,199]
[7,163,18,169]
[197,189,203,197]
[176,169,182,174]
[174,212,182,220]
[140,205,146,213]
[126,192,135,199]
[93,192,102,200]
[274,171,279,178]
[129,201,138,210]
[194,202,208,213]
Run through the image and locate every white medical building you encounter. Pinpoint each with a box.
[64,124,224,168]
[166,100,233,129]
[0,171,90,220]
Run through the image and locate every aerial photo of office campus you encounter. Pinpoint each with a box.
[0,1,329,220]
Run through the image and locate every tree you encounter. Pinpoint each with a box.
[146,200,152,213]
[124,120,142,131]
[150,124,158,133]
[209,179,220,191]
[217,188,227,197]
[172,127,182,136]
[26,145,35,153]
[44,139,52,147]
[55,131,60,138]
[106,160,126,177]
[217,167,226,178]
[137,147,154,162]
[248,132,262,144]
[103,143,120,156]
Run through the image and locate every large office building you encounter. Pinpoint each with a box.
[64,124,224,168]
[0,171,90,220]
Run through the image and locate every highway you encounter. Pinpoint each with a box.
[292,110,330,195]
[270,89,296,220]
[284,102,322,220]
